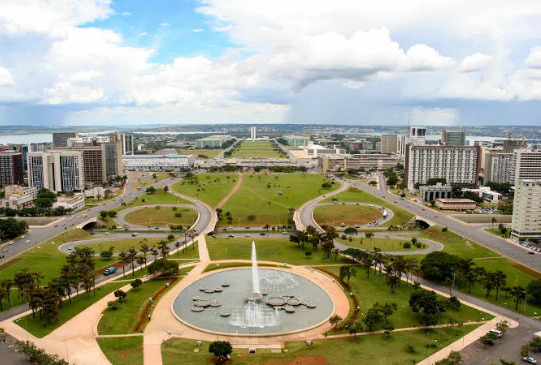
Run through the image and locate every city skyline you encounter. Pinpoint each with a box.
[0,0,541,126]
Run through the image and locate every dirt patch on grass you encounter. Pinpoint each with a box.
[512,263,541,279]
[262,355,328,365]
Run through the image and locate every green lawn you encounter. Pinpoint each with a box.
[76,237,165,254]
[172,173,238,208]
[123,206,198,227]
[230,141,286,159]
[162,326,481,365]
[314,204,382,226]
[219,173,338,227]
[97,336,143,365]
[169,241,200,260]
[178,149,223,159]
[336,237,426,252]
[136,172,172,189]
[15,281,126,338]
[420,227,498,259]
[320,265,489,330]
[484,227,511,239]
[98,279,170,335]
[114,189,191,213]
[207,237,348,265]
[323,187,414,227]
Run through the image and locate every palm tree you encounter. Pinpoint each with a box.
[128,247,138,276]
[119,251,128,277]
[136,256,145,272]
[263,224,270,236]
[483,272,496,298]
[372,248,384,277]
[174,241,181,253]
[157,241,169,259]
[151,248,159,261]
[491,217,497,229]
[510,286,526,310]
[386,274,400,293]
[493,270,507,300]
[140,242,150,266]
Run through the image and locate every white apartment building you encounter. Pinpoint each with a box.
[122,154,195,171]
[250,126,257,140]
[0,185,38,210]
[28,150,85,192]
[511,149,541,185]
[511,179,541,241]
[483,151,513,184]
[405,145,481,190]
[407,126,426,146]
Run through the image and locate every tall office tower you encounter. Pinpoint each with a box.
[250,126,257,140]
[122,134,134,155]
[59,146,106,186]
[503,138,527,153]
[0,151,24,186]
[511,149,541,185]
[380,134,399,154]
[484,152,513,184]
[511,180,541,241]
[405,145,481,190]
[440,130,466,146]
[407,126,426,146]
[52,132,78,147]
[28,151,85,192]
[102,142,120,179]
[397,135,407,156]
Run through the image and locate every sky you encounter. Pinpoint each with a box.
[0,0,540,127]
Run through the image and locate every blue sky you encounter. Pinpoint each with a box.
[0,0,540,126]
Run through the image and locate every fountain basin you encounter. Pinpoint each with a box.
[172,268,334,335]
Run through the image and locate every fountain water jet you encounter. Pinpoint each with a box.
[252,241,261,294]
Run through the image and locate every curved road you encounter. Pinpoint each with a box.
[58,233,171,254]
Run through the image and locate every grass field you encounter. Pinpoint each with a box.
[320,265,489,330]
[324,187,414,227]
[178,149,223,159]
[162,325,481,365]
[136,172,172,189]
[98,279,170,335]
[314,204,382,226]
[76,237,165,254]
[16,281,126,338]
[336,237,425,252]
[230,141,286,159]
[114,189,191,214]
[207,237,348,265]
[219,173,338,227]
[172,173,238,208]
[123,206,198,227]
[169,241,199,260]
[484,227,511,238]
[97,336,143,365]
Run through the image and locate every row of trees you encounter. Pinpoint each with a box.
[289,225,338,260]
[0,217,28,242]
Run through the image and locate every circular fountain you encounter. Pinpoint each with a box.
[172,242,334,335]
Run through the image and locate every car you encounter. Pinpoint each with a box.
[54,224,58,227]
[155,227,160,230]
[105,232,111,235]
[245,234,250,237]
[245,227,250,230]
[529,251,535,255]
[260,232,266,236]
[21,235,26,239]
[131,233,138,237]
[8,242,13,245]
[522,357,537,364]
[68,247,72,250]
[0,255,4,259]
[104,267,117,276]
[422,208,426,211]
[25,239,30,243]
[90,232,96,235]
[488,329,502,338]
[228,234,235,238]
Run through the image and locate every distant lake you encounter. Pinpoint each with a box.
[0,133,52,145]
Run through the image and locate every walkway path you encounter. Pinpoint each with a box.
[215,173,243,209]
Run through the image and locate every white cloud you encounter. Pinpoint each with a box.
[192,28,204,33]
[459,53,494,72]
[0,66,14,86]
[524,46,541,69]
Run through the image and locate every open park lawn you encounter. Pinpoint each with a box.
[320,265,488,330]
[124,206,198,227]
[336,237,425,252]
[219,173,337,227]
[97,336,143,365]
[420,227,499,259]
[162,326,481,365]
[136,172,172,189]
[484,227,511,238]
[207,237,348,265]
[16,281,126,338]
[323,187,414,227]
[114,189,190,213]
[170,241,200,260]
[98,278,171,335]
[313,204,382,226]
[178,149,223,159]
[230,141,286,159]
[172,173,238,207]
[76,237,165,254]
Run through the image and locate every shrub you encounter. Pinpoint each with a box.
[107,301,119,310]
[403,242,411,249]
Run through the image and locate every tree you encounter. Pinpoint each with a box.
[386,274,400,293]
[479,332,499,346]
[107,210,117,218]
[339,265,356,284]
[529,336,541,352]
[409,290,446,326]
[348,322,363,341]
[527,279,541,305]
[157,241,170,259]
[493,270,507,300]
[128,247,138,276]
[344,227,358,236]
[167,234,175,242]
[147,259,179,276]
[510,286,526,310]
[114,289,127,303]
[146,186,156,194]
[209,341,233,363]
[434,351,462,365]
[329,314,342,330]
[421,252,462,282]
[99,210,108,219]
[164,185,169,192]
[140,242,150,266]
[130,279,143,289]
[495,320,509,336]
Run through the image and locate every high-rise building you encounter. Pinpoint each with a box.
[511,149,541,185]
[440,130,466,146]
[52,132,78,147]
[250,126,257,140]
[503,138,527,153]
[407,126,426,146]
[511,179,541,241]
[0,151,24,186]
[482,150,513,184]
[28,151,85,192]
[380,134,399,154]
[405,145,481,190]
[122,134,134,155]
[59,146,106,186]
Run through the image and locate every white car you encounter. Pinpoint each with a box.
[522,357,537,364]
